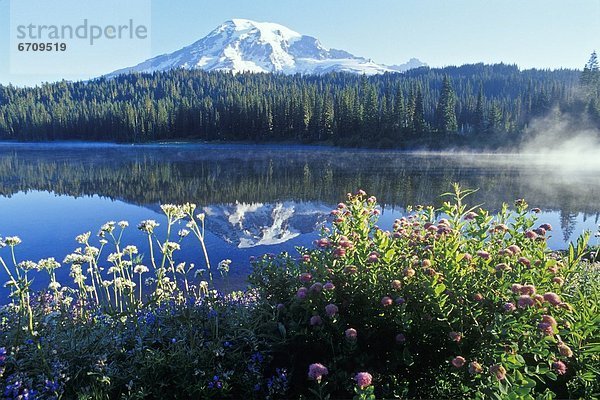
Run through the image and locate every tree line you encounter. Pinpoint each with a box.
[0,59,598,147]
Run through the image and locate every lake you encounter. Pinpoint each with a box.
[0,142,599,297]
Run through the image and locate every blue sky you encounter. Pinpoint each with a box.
[1,0,599,86]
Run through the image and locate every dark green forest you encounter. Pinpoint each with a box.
[0,55,599,147]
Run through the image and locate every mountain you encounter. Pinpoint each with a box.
[202,201,330,248]
[108,19,425,77]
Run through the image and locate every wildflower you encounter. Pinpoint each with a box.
[160,241,180,253]
[550,277,564,287]
[403,267,415,278]
[518,257,531,267]
[535,227,547,236]
[541,314,558,327]
[495,263,510,272]
[503,302,516,312]
[310,315,322,327]
[333,247,346,257]
[276,303,285,312]
[75,231,91,244]
[451,356,466,368]
[296,287,308,300]
[391,279,402,290]
[557,342,573,357]
[138,220,159,234]
[511,283,523,294]
[345,328,357,341]
[490,364,507,380]
[343,265,358,274]
[543,292,562,306]
[308,363,328,382]
[539,223,552,231]
[323,282,335,291]
[525,230,538,240]
[17,261,38,271]
[118,220,129,228]
[449,332,462,343]
[476,250,490,260]
[100,221,116,233]
[507,244,521,255]
[552,360,567,375]
[517,295,535,308]
[301,254,311,262]
[123,245,138,254]
[421,259,432,268]
[381,296,393,307]
[300,272,312,283]
[3,236,22,246]
[367,251,379,263]
[469,361,483,374]
[48,281,61,291]
[218,259,231,274]
[310,282,323,293]
[531,207,541,213]
[134,265,149,274]
[473,293,484,302]
[464,211,478,220]
[354,372,373,389]
[395,333,406,343]
[520,284,536,295]
[325,304,338,317]
[538,322,554,336]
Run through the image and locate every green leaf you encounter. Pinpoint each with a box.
[434,283,446,297]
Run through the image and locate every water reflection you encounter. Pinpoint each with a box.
[0,143,598,295]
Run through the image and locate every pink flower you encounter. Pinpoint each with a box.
[421,259,432,268]
[308,363,328,382]
[300,273,312,283]
[538,322,554,336]
[553,277,564,286]
[395,333,406,343]
[296,287,308,300]
[333,247,346,258]
[343,265,358,274]
[541,314,557,327]
[531,207,541,213]
[464,211,478,220]
[345,328,357,341]
[552,360,567,375]
[323,282,335,291]
[469,361,483,374]
[337,202,346,209]
[503,302,516,312]
[507,244,521,255]
[354,372,373,389]
[403,267,415,278]
[451,356,466,368]
[301,254,311,263]
[517,295,534,308]
[539,223,553,231]
[449,331,462,343]
[520,284,536,295]
[381,296,393,307]
[490,364,507,380]
[473,293,484,302]
[391,279,402,290]
[325,304,338,317]
[356,189,366,197]
[476,250,490,260]
[543,292,561,306]
[511,283,523,294]
[518,257,531,267]
[367,252,379,263]
[310,315,322,326]
[525,230,538,240]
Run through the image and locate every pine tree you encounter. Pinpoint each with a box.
[474,86,485,134]
[435,76,458,134]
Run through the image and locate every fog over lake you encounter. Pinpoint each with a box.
[0,142,598,296]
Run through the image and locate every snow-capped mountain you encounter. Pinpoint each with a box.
[202,201,330,248]
[108,19,425,77]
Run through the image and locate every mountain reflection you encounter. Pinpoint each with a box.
[0,143,598,243]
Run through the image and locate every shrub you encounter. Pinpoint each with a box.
[249,185,600,399]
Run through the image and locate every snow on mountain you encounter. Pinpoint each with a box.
[202,201,330,248]
[108,19,425,77]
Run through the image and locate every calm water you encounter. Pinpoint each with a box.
[0,142,599,297]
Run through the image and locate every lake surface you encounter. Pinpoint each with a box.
[0,142,599,297]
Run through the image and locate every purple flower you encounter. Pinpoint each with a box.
[503,302,516,312]
[323,282,335,291]
[543,292,562,306]
[300,273,312,283]
[308,363,328,382]
[345,328,357,341]
[309,282,323,294]
[310,315,322,326]
[354,372,373,389]
[381,296,393,307]
[538,322,554,336]
[325,304,338,317]
[449,331,462,343]
[395,333,406,343]
[558,342,573,357]
[525,230,538,240]
[517,295,535,308]
[296,287,308,300]
[468,361,483,374]
[552,360,567,375]
[490,364,507,380]
[476,250,490,260]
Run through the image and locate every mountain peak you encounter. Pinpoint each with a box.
[108,20,425,77]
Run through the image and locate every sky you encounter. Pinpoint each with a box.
[1,0,599,86]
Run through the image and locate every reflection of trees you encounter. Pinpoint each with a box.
[560,212,578,243]
[0,146,598,223]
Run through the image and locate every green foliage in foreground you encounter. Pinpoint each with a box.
[0,186,599,399]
